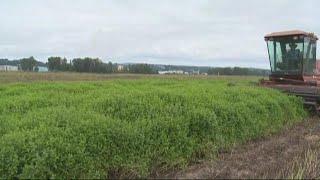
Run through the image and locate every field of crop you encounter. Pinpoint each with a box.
[0,75,307,178]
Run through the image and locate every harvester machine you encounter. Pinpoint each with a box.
[260,30,320,113]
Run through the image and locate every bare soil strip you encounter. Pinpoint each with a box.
[159,117,320,179]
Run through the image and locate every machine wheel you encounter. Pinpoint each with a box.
[316,103,320,116]
[304,101,320,116]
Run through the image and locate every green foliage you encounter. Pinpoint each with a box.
[48,57,69,72]
[48,57,113,73]
[128,63,156,74]
[20,56,37,71]
[0,79,306,178]
[72,58,111,73]
[34,66,39,72]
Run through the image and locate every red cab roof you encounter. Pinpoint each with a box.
[264,30,318,40]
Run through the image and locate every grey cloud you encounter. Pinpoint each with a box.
[0,0,319,68]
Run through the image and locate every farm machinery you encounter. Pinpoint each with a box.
[260,30,320,113]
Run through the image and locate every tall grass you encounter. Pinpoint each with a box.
[276,148,320,179]
[0,79,306,178]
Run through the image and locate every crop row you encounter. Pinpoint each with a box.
[0,79,306,178]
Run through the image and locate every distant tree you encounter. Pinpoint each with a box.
[71,57,107,73]
[207,67,270,76]
[112,63,118,73]
[72,58,84,72]
[233,67,248,75]
[20,56,37,71]
[48,57,62,71]
[222,67,233,75]
[122,65,129,73]
[48,57,72,72]
[34,66,39,72]
[106,61,113,73]
[60,57,69,71]
[128,63,155,74]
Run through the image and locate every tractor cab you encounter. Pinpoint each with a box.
[264,30,318,83]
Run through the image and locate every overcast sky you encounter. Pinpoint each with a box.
[0,0,318,68]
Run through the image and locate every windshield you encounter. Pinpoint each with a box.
[303,38,317,75]
[267,35,304,74]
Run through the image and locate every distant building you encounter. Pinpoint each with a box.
[158,70,184,75]
[38,66,48,72]
[117,64,124,71]
[192,70,200,75]
[33,66,48,72]
[201,73,208,75]
[0,65,18,71]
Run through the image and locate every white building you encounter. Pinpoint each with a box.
[192,70,200,75]
[117,64,124,71]
[33,66,48,72]
[38,66,48,72]
[0,65,18,71]
[158,70,184,75]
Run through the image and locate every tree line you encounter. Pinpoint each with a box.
[0,57,46,72]
[0,57,156,74]
[48,57,156,74]
[1,57,270,76]
[207,67,270,76]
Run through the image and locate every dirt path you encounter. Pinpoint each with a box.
[159,117,320,179]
